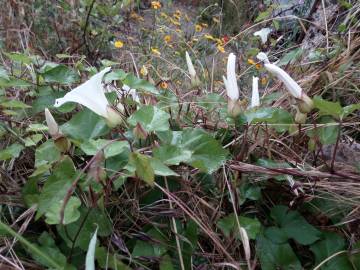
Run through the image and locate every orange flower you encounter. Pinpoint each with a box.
[195,24,203,32]
[151,1,161,9]
[261,77,267,85]
[255,63,262,70]
[247,58,255,65]
[164,35,172,43]
[160,81,168,89]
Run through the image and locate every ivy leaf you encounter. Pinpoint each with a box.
[129,152,155,185]
[80,139,129,158]
[310,232,352,270]
[217,213,261,240]
[157,129,228,173]
[313,96,343,119]
[35,140,61,167]
[37,156,76,218]
[57,207,112,250]
[45,196,81,225]
[153,145,192,165]
[0,143,24,161]
[257,233,302,270]
[42,65,79,84]
[122,74,159,94]
[271,205,321,245]
[127,105,170,132]
[341,103,360,119]
[61,109,110,140]
[244,108,294,132]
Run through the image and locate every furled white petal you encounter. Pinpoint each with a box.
[54,67,111,118]
[257,52,302,98]
[254,28,272,44]
[122,84,131,91]
[225,53,239,100]
[250,76,260,108]
[185,51,196,78]
[45,108,59,137]
[264,63,302,98]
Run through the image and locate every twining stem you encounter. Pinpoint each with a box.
[330,120,342,172]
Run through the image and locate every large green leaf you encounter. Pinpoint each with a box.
[42,65,79,84]
[35,140,61,167]
[45,196,81,225]
[80,139,129,158]
[271,205,321,245]
[37,156,76,218]
[61,109,110,140]
[307,116,339,146]
[257,232,302,270]
[57,207,112,250]
[157,129,228,173]
[0,143,24,161]
[313,96,343,119]
[217,213,261,240]
[132,228,167,257]
[153,145,192,165]
[122,74,159,94]
[129,152,155,185]
[310,232,352,270]
[244,108,294,132]
[127,105,170,132]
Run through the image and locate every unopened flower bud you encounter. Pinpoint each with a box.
[133,123,148,139]
[106,106,123,127]
[45,108,61,138]
[228,99,242,118]
[295,111,307,124]
[54,136,71,153]
[298,94,314,113]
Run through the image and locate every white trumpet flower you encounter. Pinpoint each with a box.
[256,52,313,113]
[54,67,123,126]
[250,76,260,108]
[254,28,272,44]
[185,51,200,88]
[224,53,239,100]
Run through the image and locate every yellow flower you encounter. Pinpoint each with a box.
[247,58,255,65]
[160,81,168,89]
[217,44,225,53]
[255,63,262,70]
[204,34,215,41]
[175,10,181,17]
[151,48,161,56]
[261,77,267,85]
[151,1,161,9]
[140,66,148,76]
[114,40,124,48]
[195,24,203,32]
[164,35,172,43]
[215,38,224,46]
[170,18,181,26]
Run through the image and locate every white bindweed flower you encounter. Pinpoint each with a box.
[250,76,260,108]
[224,53,239,100]
[256,52,313,113]
[44,108,60,138]
[254,28,272,44]
[54,67,123,127]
